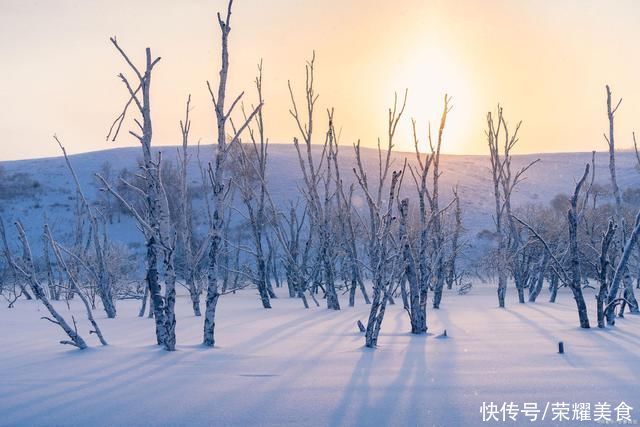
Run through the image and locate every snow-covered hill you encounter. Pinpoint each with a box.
[1,144,638,266]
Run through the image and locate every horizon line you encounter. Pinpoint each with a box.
[0,141,636,164]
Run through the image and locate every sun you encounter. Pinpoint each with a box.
[386,44,476,155]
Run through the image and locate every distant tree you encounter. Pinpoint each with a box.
[176,95,203,317]
[94,161,118,224]
[590,183,610,208]
[622,187,640,207]
[55,136,117,319]
[0,166,41,200]
[234,61,275,309]
[550,193,570,213]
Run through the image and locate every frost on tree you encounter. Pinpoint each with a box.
[603,85,640,322]
[55,136,117,319]
[100,37,177,350]
[1,219,87,349]
[177,95,203,317]
[234,62,274,310]
[202,0,263,347]
[486,106,538,308]
[353,92,407,347]
[288,54,340,310]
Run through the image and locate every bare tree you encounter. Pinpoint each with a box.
[41,216,59,300]
[94,161,119,224]
[446,185,464,290]
[354,91,407,313]
[596,221,616,328]
[288,53,340,310]
[633,132,640,170]
[605,209,640,325]
[44,225,108,346]
[0,218,32,301]
[406,118,434,333]
[102,36,176,349]
[427,95,452,309]
[356,170,403,348]
[270,201,312,307]
[603,85,639,315]
[353,92,407,346]
[1,219,87,349]
[234,61,273,309]
[54,136,117,318]
[397,195,424,334]
[202,0,263,346]
[513,165,592,328]
[177,95,202,316]
[486,106,538,307]
[487,108,510,308]
[567,164,592,328]
[527,249,549,303]
[329,121,370,306]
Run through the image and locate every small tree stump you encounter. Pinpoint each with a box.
[558,341,564,354]
[436,329,448,339]
[357,320,366,333]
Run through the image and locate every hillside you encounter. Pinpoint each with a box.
[1,144,638,269]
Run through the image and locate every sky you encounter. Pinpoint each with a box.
[1,0,640,161]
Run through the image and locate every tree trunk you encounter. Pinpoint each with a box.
[497,274,507,308]
[188,274,201,317]
[597,283,607,328]
[570,285,591,328]
[322,241,340,310]
[139,284,149,317]
[605,210,640,325]
[549,273,559,303]
[14,222,88,349]
[567,164,590,328]
[256,257,272,309]
[528,252,549,303]
[203,232,222,347]
[399,199,426,334]
[349,276,357,307]
[163,246,177,351]
[147,237,168,345]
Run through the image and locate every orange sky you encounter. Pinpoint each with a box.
[2,0,640,160]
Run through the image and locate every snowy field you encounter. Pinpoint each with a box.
[1,284,638,427]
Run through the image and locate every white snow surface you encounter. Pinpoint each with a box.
[1,285,638,427]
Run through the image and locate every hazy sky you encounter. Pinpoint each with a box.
[2,0,640,160]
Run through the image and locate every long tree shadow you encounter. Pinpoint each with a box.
[215,305,369,424]
[330,304,460,426]
[229,307,363,354]
[330,346,376,426]
[3,347,194,426]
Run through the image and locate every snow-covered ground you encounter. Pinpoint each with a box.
[1,145,638,425]
[1,284,638,426]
